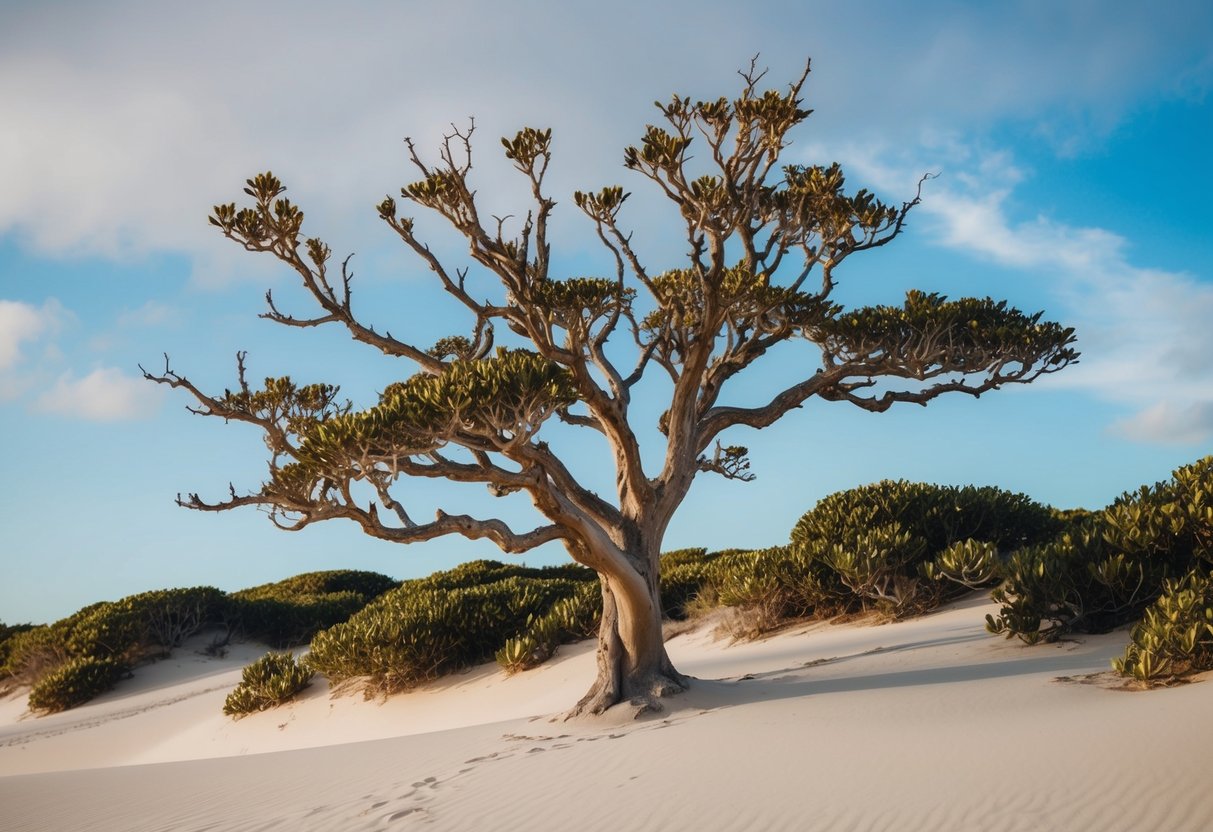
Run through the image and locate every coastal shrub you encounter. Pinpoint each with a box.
[28,655,128,714]
[1113,571,1213,684]
[3,588,225,710]
[987,456,1213,643]
[228,570,399,647]
[708,546,843,634]
[659,548,720,619]
[223,651,314,717]
[496,582,603,673]
[0,622,36,669]
[0,624,65,686]
[659,548,711,569]
[134,587,227,652]
[308,574,585,694]
[3,601,133,685]
[235,569,399,600]
[414,559,594,591]
[65,587,227,660]
[792,480,1061,617]
[227,591,368,648]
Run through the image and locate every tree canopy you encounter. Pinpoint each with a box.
[146,59,1077,715]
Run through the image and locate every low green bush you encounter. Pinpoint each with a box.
[790,480,1062,618]
[227,591,368,648]
[1,624,66,686]
[496,582,602,673]
[223,651,315,717]
[235,570,399,600]
[308,574,585,694]
[3,588,224,711]
[412,559,594,591]
[659,548,718,620]
[28,655,128,714]
[1113,571,1213,684]
[63,587,227,661]
[228,570,399,647]
[988,456,1213,643]
[704,546,850,635]
[0,622,36,668]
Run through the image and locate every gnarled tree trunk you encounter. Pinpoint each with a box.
[568,556,688,718]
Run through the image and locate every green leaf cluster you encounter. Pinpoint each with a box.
[220,375,346,438]
[524,277,634,324]
[222,651,315,717]
[819,290,1078,367]
[263,349,578,502]
[776,163,899,243]
[624,124,693,172]
[501,127,552,169]
[210,173,311,256]
[642,266,834,334]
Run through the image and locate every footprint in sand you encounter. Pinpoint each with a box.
[386,806,427,822]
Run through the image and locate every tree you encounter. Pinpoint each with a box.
[144,60,1077,716]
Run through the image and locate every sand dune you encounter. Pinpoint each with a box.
[2,595,1211,831]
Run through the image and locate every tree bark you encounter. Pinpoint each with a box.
[567,563,688,718]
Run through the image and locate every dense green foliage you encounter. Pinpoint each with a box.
[797,481,1062,616]
[1113,571,1213,684]
[77,587,227,658]
[496,582,603,673]
[265,348,580,504]
[228,570,399,647]
[691,481,1059,626]
[988,457,1213,645]
[5,573,392,715]
[28,656,128,714]
[2,588,226,689]
[658,548,717,619]
[412,559,594,590]
[307,567,590,695]
[818,290,1076,371]
[223,651,315,717]
[0,622,37,678]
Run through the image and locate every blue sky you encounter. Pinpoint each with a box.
[1,1,1211,624]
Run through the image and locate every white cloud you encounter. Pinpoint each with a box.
[35,367,163,421]
[0,298,63,370]
[0,1,1210,275]
[117,300,178,328]
[830,139,1213,446]
[1112,402,1213,446]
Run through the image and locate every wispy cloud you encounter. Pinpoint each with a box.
[0,298,62,370]
[1,1,1210,276]
[35,367,162,421]
[832,138,1213,446]
[1112,402,1213,446]
[0,298,66,400]
[117,300,179,328]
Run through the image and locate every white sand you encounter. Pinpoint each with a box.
[2,594,1211,831]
